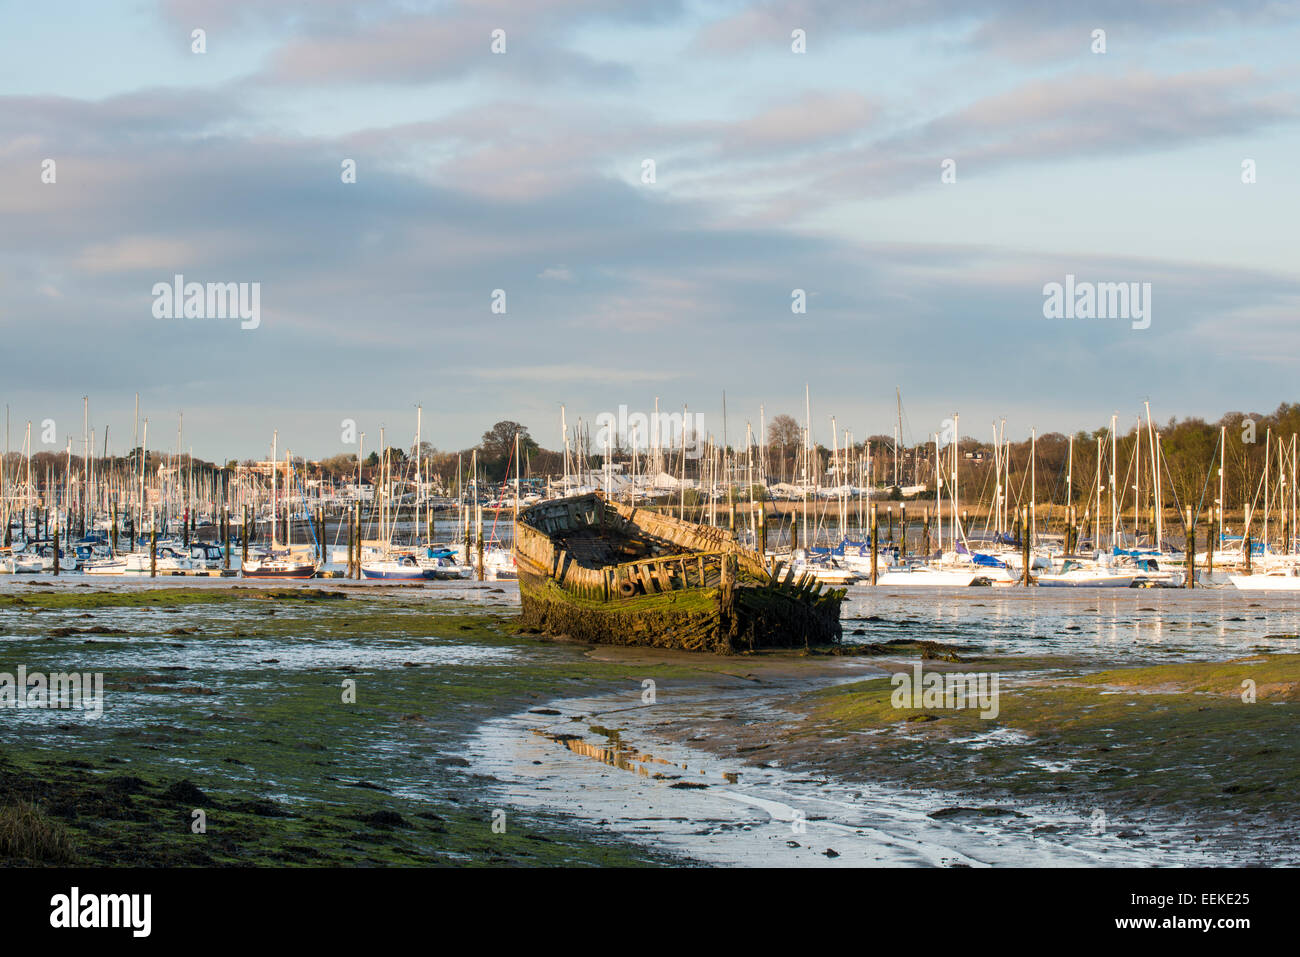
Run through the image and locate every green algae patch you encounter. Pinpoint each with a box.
[0,589,742,866]
[0,750,664,867]
[743,653,1300,854]
[1070,653,1300,701]
[0,586,349,611]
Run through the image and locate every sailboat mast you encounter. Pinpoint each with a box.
[271,430,277,548]
[1030,427,1036,548]
[1066,433,1074,547]
[1109,413,1118,549]
[1217,425,1225,556]
[415,405,422,543]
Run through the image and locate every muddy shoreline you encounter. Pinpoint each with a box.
[3,580,1298,866]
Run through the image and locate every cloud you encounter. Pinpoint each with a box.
[2,2,1298,456]
[161,0,686,88]
[670,68,1298,215]
[693,0,1300,60]
[471,364,679,384]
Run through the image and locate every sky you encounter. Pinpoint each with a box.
[2,0,1299,461]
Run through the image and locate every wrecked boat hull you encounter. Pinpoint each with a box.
[515,493,844,654]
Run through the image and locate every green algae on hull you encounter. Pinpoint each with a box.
[515,493,844,653]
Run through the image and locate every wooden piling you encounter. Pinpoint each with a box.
[150,526,157,578]
[1206,509,1214,577]
[1184,506,1195,588]
[899,503,907,558]
[346,511,354,578]
[241,506,249,568]
[52,526,60,576]
[222,507,230,569]
[1021,506,1031,585]
[869,503,878,586]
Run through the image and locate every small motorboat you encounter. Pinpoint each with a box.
[873,564,979,587]
[361,554,436,580]
[482,546,518,581]
[1229,568,1300,590]
[242,552,319,580]
[1037,560,1136,588]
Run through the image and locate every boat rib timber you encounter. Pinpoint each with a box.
[515,493,846,654]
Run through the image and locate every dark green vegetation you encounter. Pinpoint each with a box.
[0,585,348,611]
[0,800,77,864]
[0,585,708,866]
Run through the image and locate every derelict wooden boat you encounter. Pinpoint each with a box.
[514,493,845,653]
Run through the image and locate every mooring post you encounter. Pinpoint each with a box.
[757,505,767,569]
[789,513,797,554]
[887,506,894,546]
[1185,506,1195,589]
[1244,503,1253,575]
[354,501,362,579]
[1021,506,1031,585]
[222,507,230,569]
[111,502,118,558]
[241,506,248,569]
[52,524,60,576]
[150,525,157,578]
[1206,508,1215,577]
[922,507,931,557]
[869,503,878,585]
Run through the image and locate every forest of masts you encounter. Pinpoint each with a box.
[3,399,1300,548]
